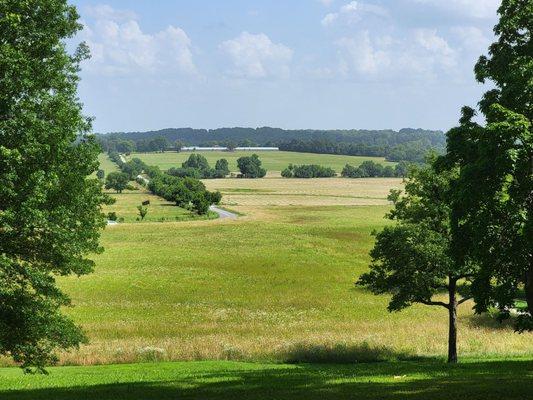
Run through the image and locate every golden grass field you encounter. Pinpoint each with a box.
[7,154,527,367]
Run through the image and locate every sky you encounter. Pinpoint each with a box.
[70,0,501,133]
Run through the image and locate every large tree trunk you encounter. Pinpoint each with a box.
[448,278,458,364]
[526,261,533,315]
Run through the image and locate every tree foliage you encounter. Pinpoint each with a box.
[96,127,445,163]
[167,154,229,179]
[0,0,109,371]
[105,172,129,193]
[440,0,533,330]
[281,164,336,178]
[237,154,266,178]
[358,161,475,363]
[341,161,410,178]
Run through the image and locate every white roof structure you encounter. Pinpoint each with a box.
[181,146,279,151]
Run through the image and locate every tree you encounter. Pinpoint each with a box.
[137,205,148,221]
[0,0,109,371]
[96,169,105,180]
[105,172,129,193]
[174,140,184,152]
[441,0,533,330]
[215,158,230,176]
[225,140,237,152]
[237,154,266,178]
[182,153,210,171]
[358,161,475,363]
[149,136,169,152]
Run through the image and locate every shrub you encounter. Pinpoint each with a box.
[284,164,336,178]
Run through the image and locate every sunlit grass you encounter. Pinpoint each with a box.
[1,359,532,400]
[39,203,531,366]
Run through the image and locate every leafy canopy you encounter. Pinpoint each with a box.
[0,0,109,371]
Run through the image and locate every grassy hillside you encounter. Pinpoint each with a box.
[126,151,395,173]
[22,175,525,366]
[1,359,531,400]
[97,153,120,174]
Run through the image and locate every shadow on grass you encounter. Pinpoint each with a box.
[2,360,532,400]
[279,342,425,364]
[466,313,518,330]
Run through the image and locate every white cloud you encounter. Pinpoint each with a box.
[317,0,335,6]
[219,32,293,79]
[80,5,197,76]
[84,4,137,22]
[451,26,491,51]
[335,29,458,79]
[336,32,390,74]
[410,0,500,19]
[322,1,388,26]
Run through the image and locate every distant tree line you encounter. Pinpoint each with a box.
[96,127,445,163]
[279,138,440,163]
[108,151,221,214]
[342,161,411,178]
[281,164,336,178]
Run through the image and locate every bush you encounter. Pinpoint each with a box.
[283,164,336,178]
[342,161,412,178]
[107,212,118,221]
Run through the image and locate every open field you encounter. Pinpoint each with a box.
[203,177,402,209]
[126,151,395,174]
[1,359,532,400]
[34,154,528,368]
[4,152,532,398]
[98,153,120,174]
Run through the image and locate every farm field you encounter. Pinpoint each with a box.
[1,359,532,400]
[126,151,395,174]
[4,154,525,367]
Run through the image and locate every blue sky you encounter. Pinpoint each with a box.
[70,0,500,133]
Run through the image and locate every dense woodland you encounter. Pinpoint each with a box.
[96,127,445,163]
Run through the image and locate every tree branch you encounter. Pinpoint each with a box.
[457,296,473,305]
[419,299,449,309]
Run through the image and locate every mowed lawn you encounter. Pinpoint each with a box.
[1,359,532,400]
[126,151,395,173]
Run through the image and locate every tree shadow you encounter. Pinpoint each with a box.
[465,313,518,330]
[2,359,531,400]
[278,342,430,364]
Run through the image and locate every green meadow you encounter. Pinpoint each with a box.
[3,153,530,399]
[126,151,395,173]
[1,359,531,400]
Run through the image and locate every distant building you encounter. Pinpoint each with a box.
[181,146,279,152]
[181,146,226,151]
[235,147,279,151]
